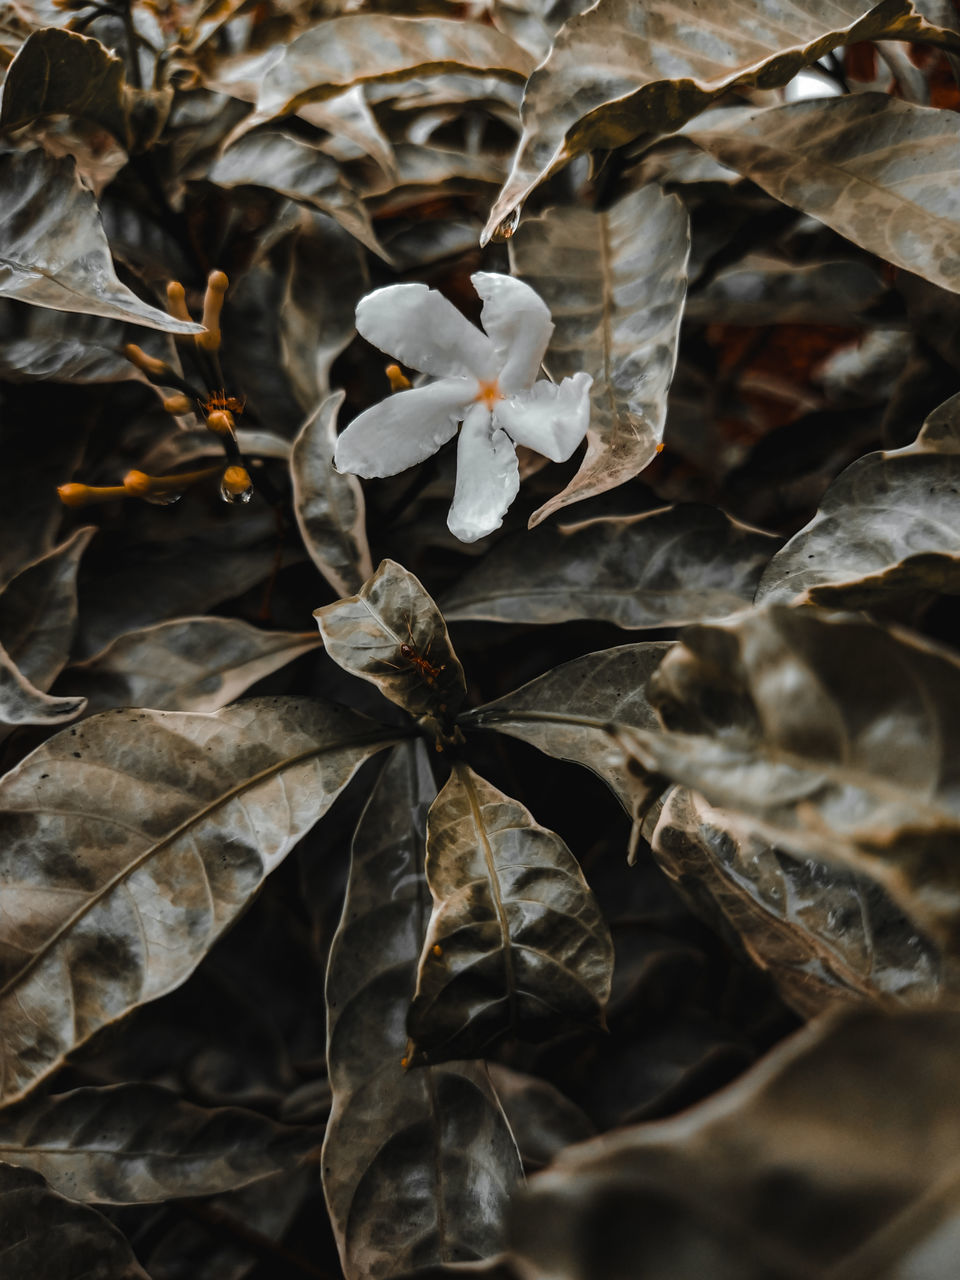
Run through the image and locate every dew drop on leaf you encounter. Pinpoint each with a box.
[490,208,520,242]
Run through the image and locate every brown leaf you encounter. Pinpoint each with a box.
[323,745,522,1279]
[407,763,613,1062]
[510,185,690,522]
[0,696,395,1104]
[314,559,467,724]
[482,0,919,242]
[291,391,373,598]
[687,94,960,295]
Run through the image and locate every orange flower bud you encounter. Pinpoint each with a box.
[124,344,171,378]
[162,393,192,416]
[205,409,235,436]
[166,281,192,324]
[385,363,412,392]
[197,270,229,351]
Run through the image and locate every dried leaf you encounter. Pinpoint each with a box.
[0,1083,322,1203]
[0,29,127,145]
[442,506,780,627]
[407,763,613,1062]
[510,186,690,523]
[685,254,888,325]
[255,17,534,121]
[65,617,322,714]
[291,391,373,598]
[0,642,85,728]
[756,390,960,607]
[687,94,960,295]
[462,643,672,815]
[208,131,387,258]
[323,744,522,1279]
[0,527,93,693]
[611,605,960,969]
[482,0,920,241]
[0,1162,149,1280]
[505,1011,960,1279]
[314,559,467,723]
[0,696,395,1104]
[651,786,943,1018]
[0,148,203,332]
[280,214,369,409]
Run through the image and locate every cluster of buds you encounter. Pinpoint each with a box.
[58,271,256,510]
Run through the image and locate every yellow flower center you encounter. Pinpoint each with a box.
[474,378,502,409]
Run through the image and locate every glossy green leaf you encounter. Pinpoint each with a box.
[482,0,923,243]
[407,764,613,1062]
[0,1162,149,1280]
[323,744,522,1279]
[65,617,322,715]
[651,786,943,1018]
[0,696,395,1105]
[611,605,960,967]
[510,185,690,523]
[505,1011,960,1279]
[314,559,467,723]
[687,94,960,295]
[0,149,203,332]
[442,506,780,627]
[756,391,960,607]
[0,1083,322,1203]
[291,391,373,598]
[463,643,672,815]
[255,17,534,120]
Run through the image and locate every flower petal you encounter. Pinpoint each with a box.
[334,377,472,478]
[472,271,554,394]
[448,401,520,543]
[356,283,497,380]
[494,372,593,463]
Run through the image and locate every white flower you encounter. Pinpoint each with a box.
[333,272,593,542]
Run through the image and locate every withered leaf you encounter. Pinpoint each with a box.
[442,506,779,627]
[208,130,387,258]
[291,391,373,598]
[611,605,960,970]
[255,16,534,121]
[0,643,85,728]
[482,0,921,242]
[323,744,522,1279]
[0,696,395,1104]
[651,786,943,1019]
[463,643,672,815]
[0,1162,149,1280]
[505,1011,960,1279]
[0,29,128,145]
[510,185,690,523]
[0,148,203,332]
[0,1083,322,1203]
[315,559,467,723]
[687,94,960,296]
[0,526,93,694]
[407,764,613,1062]
[756,390,960,607]
[65,617,322,715]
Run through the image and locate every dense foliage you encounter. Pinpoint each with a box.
[3,0,960,1276]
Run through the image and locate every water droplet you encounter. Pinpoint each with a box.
[490,207,520,242]
[220,476,253,504]
[144,489,183,506]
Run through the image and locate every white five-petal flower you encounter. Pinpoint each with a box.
[333,272,593,542]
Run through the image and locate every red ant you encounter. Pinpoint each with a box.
[200,390,246,417]
[388,625,446,687]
